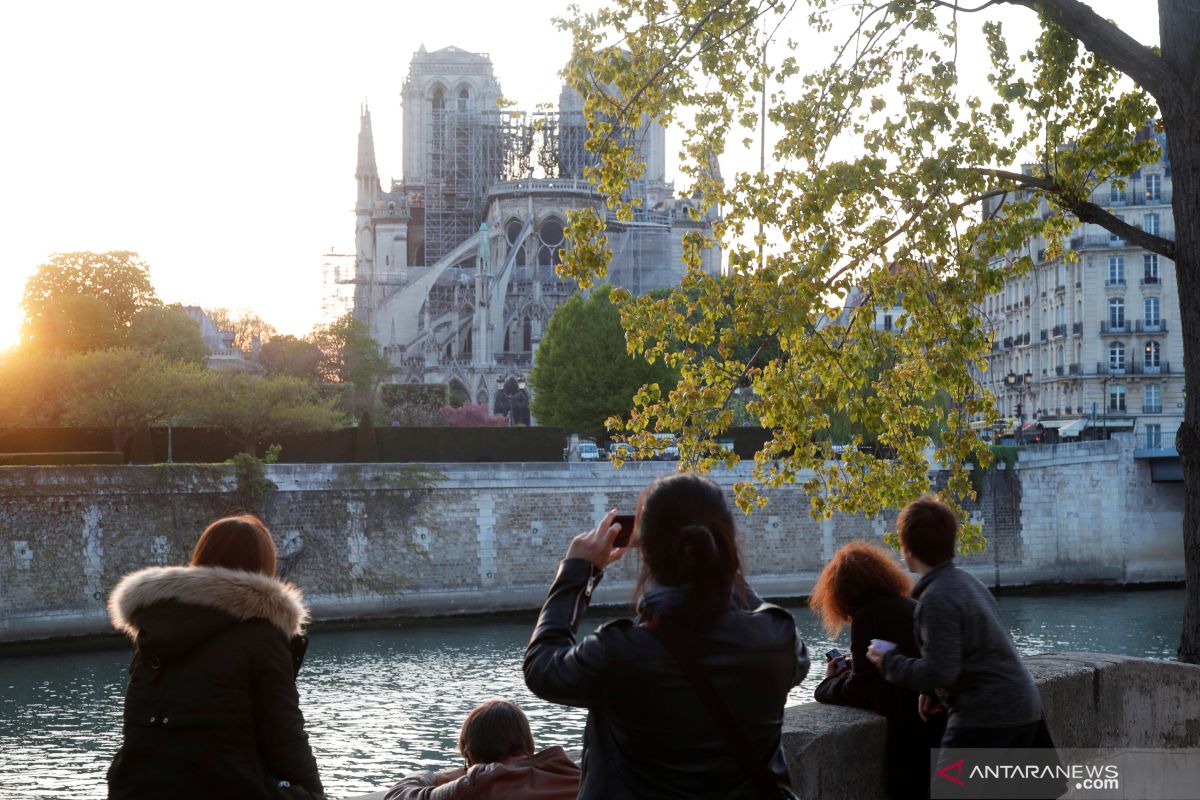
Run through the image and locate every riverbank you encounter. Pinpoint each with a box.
[0,439,1185,643]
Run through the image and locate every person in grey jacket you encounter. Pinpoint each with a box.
[866,497,1042,750]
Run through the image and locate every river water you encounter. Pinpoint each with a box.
[0,586,1184,799]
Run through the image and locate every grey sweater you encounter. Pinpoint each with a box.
[881,561,1041,729]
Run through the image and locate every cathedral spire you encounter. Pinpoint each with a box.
[356,103,378,179]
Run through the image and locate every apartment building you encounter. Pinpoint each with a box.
[979,140,1181,449]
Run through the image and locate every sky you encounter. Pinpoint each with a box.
[0,1,1159,351]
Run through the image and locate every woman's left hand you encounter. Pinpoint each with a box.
[565,508,629,570]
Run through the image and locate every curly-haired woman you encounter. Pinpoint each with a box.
[810,540,944,799]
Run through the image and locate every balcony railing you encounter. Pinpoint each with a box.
[1040,329,1049,342]
[1143,404,1163,414]
[1068,363,1082,375]
[1003,336,1014,348]
[1141,430,1164,449]
[1055,365,1065,376]
[1100,321,1128,334]
[1095,360,1171,376]
[1134,319,1166,333]
[1070,235,1126,249]
[1108,402,1128,412]
[1141,276,1160,286]
[1104,278,1127,287]
[1072,321,1083,335]
[1052,324,1067,337]
[1093,187,1172,207]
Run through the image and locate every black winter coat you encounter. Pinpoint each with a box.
[524,558,809,799]
[106,565,324,800]
[813,594,945,799]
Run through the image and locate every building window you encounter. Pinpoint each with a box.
[1110,216,1123,244]
[1107,256,1125,284]
[457,88,469,112]
[1109,181,1123,204]
[1108,298,1125,329]
[1144,383,1162,414]
[432,88,445,111]
[1144,297,1161,329]
[1144,340,1161,370]
[883,314,893,331]
[1108,384,1126,412]
[523,317,533,351]
[1145,174,1161,202]
[1109,341,1125,372]
[1144,254,1159,282]
[1143,212,1161,236]
[1144,423,1162,449]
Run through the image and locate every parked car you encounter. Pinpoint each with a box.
[579,440,600,462]
[652,432,679,461]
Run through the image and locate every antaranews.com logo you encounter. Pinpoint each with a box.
[931,748,1200,799]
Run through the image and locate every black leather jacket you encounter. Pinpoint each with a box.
[524,559,809,799]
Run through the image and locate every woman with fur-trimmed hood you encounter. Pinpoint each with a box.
[106,515,325,799]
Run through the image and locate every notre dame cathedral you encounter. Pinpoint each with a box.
[348,45,721,422]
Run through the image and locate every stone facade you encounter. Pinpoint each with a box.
[978,131,1183,448]
[0,434,1184,641]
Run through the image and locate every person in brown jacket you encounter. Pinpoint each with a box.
[384,700,579,800]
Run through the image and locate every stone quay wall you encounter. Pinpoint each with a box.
[0,433,1183,642]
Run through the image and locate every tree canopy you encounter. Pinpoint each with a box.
[190,371,346,457]
[129,305,209,365]
[59,349,204,451]
[22,251,159,334]
[309,313,392,415]
[258,334,325,382]
[558,0,1200,660]
[529,285,678,435]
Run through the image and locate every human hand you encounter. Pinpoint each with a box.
[825,655,850,679]
[865,639,896,669]
[565,508,629,570]
[918,693,944,722]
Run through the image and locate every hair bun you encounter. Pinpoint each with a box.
[675,523,718,567]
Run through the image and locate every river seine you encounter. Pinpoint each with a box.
[0,586,1184,799]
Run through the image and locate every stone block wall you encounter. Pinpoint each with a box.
[0,435,1185,642]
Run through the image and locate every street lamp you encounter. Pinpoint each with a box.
[1005,370,1034,443]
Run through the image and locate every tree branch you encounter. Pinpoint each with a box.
[983,168,1177,260]
[998,0,1176,101]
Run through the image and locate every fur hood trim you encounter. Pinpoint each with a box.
[109,565,309,638]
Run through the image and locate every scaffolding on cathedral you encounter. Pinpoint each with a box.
[422,108,595,265]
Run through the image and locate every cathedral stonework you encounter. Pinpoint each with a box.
[351,45,721,418]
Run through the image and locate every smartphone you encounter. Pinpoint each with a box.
[825,648,843,661]
[612,514,636,548]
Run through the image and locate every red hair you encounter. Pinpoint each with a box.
[190,515,277,576]
[808,540,913,635]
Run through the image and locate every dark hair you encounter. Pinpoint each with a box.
[457,700,535,765]
[808,540,914,635]
[896,496,958,567]
[634,473,744,629]
[190,515,277,576]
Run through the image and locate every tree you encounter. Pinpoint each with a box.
[308,313,392,415]
[21,294,125,354]
[381,383,449,426]
[205,308,277,353]
[191,372,345,456]
[439,402,509,427]
[258,335,324,382]
[22,251,159,333]
[529,285,678,435]
[130,305,209,365]
[560,1,1200,661]
[59,349,204,452]
[0,351,66,432]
